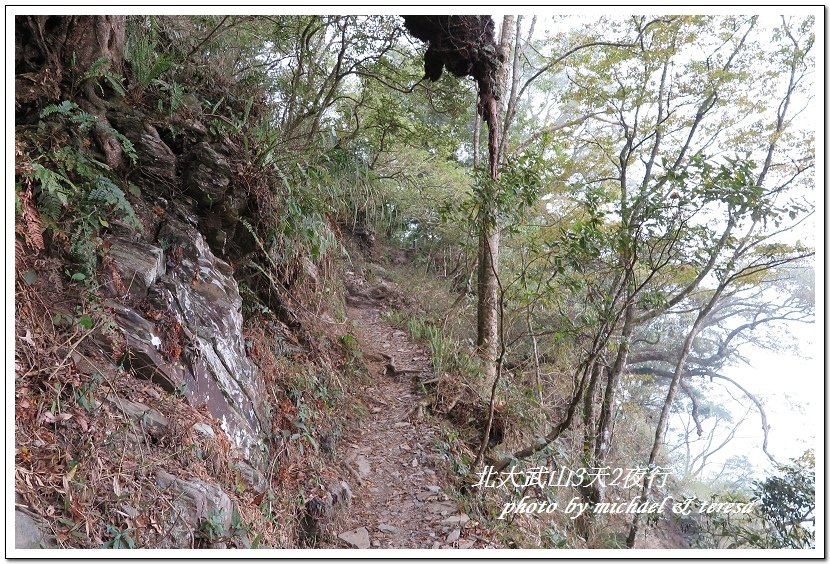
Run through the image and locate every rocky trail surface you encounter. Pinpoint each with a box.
[318,271,493,550]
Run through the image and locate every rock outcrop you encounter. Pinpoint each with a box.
[98,205,267,469]
[155,469,234,549]
[90,113,271,471]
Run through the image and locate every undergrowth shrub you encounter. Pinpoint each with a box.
[16,101,141,280]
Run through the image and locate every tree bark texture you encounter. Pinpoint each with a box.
[16,15,127,167]
[16,16,126,107]
[400,15,509,386]
[475,15,513,385]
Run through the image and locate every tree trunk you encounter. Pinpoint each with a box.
[476,223,500,382]
[15,15,127,167]
[472,106,481,169]
[16,16,126,107]
[400,15,509,461]
[595,304,634,463]
[14,16,127,106]
[476,15,513,386]
[576,361,602,539]
[497,14,529,166]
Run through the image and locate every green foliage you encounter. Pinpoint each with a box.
[125,24,174,90]
[38,99,82,120]
[19,102,141,279]
[74,372,103,412]
[206,95,255,137]
[389,311,480,381]
[665,154,766,216]
[28,162,74,219]
[434,427,471,476]
[80,56,127,97]
[695,452,815,549]
[272,164,338,262]
[285,395,319,455]
[198,509,228,543]
[156,80,185,116]
[753,451,815,548]
[89,177,142,228]
[491,146,551,230]
[38,101,137,164]
[339,333,362,361]
[102,524,136,549]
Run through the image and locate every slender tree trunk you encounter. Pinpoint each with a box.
[476,225,500,381]
[526,310,543,405]
[477,15,513,386]
[472,109,481,169]
[576,362,602,538]
[497,14,526,166]
[595,303,634,463]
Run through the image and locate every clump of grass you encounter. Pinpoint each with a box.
[388,310,480,382]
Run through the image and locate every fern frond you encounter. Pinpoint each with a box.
[70,221,99,277]
[30,162,74,211]
[37,188,65,223]
[81,56,111,81]
[39,100,80,120]
[105,126,137,164]
[87,177,143,231]
[104,72,127,97]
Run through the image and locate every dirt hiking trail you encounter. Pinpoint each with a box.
[318,271,493,550]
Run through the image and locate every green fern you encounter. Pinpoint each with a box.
[39,100,81,120]
[126,32,173,89]
[70,220,99,278]
[81,57,112,81]
[87,177,142,231]
[81,56,127,97]
[40,101,137,164]
[104,126,137,164]
[55,146,108,177]
[30,162,75,219]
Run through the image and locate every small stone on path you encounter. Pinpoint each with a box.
[458,539,475,549]
[355,455,371,477]
[416,491,436,501]
[339,527,371,549]
[442,513,470,525]
[427,501,458,514]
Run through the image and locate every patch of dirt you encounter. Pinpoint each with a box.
[632,515,692,549]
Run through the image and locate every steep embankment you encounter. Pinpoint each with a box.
[14,38,344,547]
[15,125,312,548]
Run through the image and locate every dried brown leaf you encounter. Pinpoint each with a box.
[41,411,73,425]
